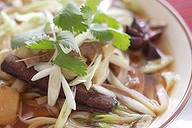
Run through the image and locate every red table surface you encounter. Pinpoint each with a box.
[167,0,192,31]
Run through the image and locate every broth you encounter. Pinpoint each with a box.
[0,0,178,127]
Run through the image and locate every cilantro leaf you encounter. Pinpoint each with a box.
[108,29,131,51]
[27,36,54,49]
[56,31,80,53]
[85,0,100,13]
[90,23,113,42]
[11,26,45,49]
[94,13,120,29]
[90,23,130,50]
[53,2,88,34]
[54,44,87,76]
[81,6,93,25]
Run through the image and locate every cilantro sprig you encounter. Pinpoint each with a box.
[53,2,88,34]
[11,1,131,76]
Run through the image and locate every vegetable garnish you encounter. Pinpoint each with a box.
[11,1,131,75]
[11,26,46,49]
[10,1,131,127]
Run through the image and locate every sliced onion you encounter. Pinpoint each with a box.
[31,66,55,81]
[48,66,61,106]
[61,75,76,110]
[93,44,114,84]
[46,105,59,117]
[109,54,129,69]
[55,100,72,128]
[142,56,173,73]
[93,84,115,97]
[69,54,102,90]
[34,63,53,71]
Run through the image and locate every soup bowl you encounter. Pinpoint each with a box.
[0,0,191,127]
[135,0,192,127]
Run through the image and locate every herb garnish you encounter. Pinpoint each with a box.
[11,1,131,76]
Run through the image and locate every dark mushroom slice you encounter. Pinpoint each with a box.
[129,36,144,50]
[1,54,117,112]
[127,18,166,42]
[125,26,143,37]
[144,28,164,41]
[142,41,161,60]
[131,18,144,32]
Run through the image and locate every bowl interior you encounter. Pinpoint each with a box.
[135,0,192,127]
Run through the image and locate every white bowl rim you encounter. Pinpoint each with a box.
[157,0,192,127]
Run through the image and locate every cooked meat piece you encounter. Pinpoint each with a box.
[1,54,117,112]
[76,85,118,112]
[1,54,49,93]
[70,42,104,64]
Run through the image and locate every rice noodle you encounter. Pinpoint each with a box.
[161,72,179,91]
[109,48,130,70]
[110,48,130,83]
[109,54,129,69]
[118,95,156,117]
[155,84,169,115]
[107,70,157,112]
[117,67,129,84]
